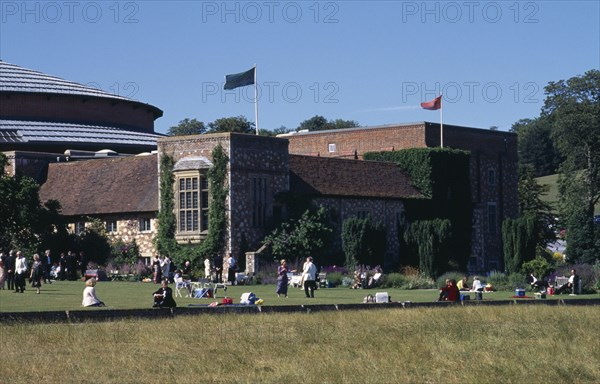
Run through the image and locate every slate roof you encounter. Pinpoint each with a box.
[0,60,133,101]
[39,155,158,216]
[289,155,423,199]
[0,119,162,146]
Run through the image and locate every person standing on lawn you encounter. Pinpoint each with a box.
[302,256,317,298]
[276,259,296,298]
[14,251,28,293]
[29,254,43,294]
[5,250,16,291]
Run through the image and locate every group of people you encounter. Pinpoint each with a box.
[0,249,70,294]
[81,276,177,308]
[203,254,237,284]
[438,275,486,302]
[276,256,318,299]
[530,269,580,295]
[152,254,239,285]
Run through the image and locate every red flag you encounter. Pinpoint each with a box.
[421,95,442,110]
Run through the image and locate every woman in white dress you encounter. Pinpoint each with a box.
[82,278,105,307]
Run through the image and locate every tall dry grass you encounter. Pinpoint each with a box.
[1,306,598,384]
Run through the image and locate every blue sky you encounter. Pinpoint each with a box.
[1,1,598,134]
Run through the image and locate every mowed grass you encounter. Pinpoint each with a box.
[1,280,599,312]
[0,306,599,384]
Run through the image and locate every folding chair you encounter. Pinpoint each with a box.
[174,276,191,298]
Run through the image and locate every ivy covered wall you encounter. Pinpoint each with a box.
[365,148,472,272]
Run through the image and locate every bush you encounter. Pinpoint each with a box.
[435,271,464,288]
[402,274,436,289]
[341,276,353,288]
[486,271,509,290]
[326,272,344,287]
[380,273,407,288]
[253,262,279,285]
[508,272,528,289]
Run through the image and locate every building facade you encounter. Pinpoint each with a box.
[282,122,519,271]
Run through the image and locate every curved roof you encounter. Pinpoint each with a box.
[0,119,163,147]
[0,60,139,101]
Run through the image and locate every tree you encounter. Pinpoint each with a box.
[0,153,60,255]
[207,116,254,134]
[155,154,179,257]
[542,70,600,263]
[511,117,562,177]
[167,118,206,136]
[297,115,359,132]
[263,206,333,262]
[403,219,452,278]
[518,166,555,247]
[502,216,536,274]
[341,216,386,269]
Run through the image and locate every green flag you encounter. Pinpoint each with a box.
[224,67,255,90]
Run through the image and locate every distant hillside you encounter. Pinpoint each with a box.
[536,173,600,215]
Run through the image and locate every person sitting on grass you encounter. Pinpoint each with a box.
[153,278,177,308]
[529,273,549,291]
[438,279,460,302]
[82,278,105,307]
[457,276,470,291]
[470,276,484,292]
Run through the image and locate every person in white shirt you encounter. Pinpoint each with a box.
[227,255,236,284]
[82,278,105,307]
[161,256,171,282]
[471,276,484,292]
[555,269,580,295]
[14,251,28,293]
[204,257,211,280]
[302,256,318,298]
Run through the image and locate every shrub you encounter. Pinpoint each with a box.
[402,274,436,290]
[326,272,344,287]
[380,273,407,288]
[321,265,348,274]
[435,271,464,288]
[253,262,279,285]
[341,276,353,288]
[486,271,509,291]
[508,272,528,289]
[521,255,553,281]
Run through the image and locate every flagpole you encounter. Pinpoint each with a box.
[254,64,259,135]
[440,94,444,148]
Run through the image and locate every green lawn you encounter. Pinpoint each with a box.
[1,280,598,312]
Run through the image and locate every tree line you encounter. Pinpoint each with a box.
[166,115,360,136]
[508,69,599,266]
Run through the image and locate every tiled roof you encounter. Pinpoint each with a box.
[0,120,162,147]
[0,60,133,101]
[39,155,158,216]
[289,155,423,199]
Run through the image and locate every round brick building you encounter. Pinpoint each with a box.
[0,60,163,154]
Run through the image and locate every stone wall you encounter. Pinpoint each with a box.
[285,123,519,270]
[158,133,289,260]
[312,197,405,269]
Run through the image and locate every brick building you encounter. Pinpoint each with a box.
[281,122,519,271]
[2,62,518,272]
